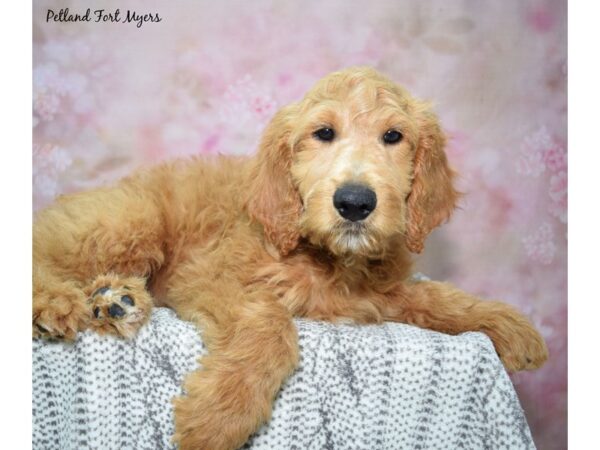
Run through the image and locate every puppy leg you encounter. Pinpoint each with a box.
[33,185,165,339]
[170,289,299,450]
[385,280,548,372]
[33,270,154,340]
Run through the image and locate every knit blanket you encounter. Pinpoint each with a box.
[32,308,535,450]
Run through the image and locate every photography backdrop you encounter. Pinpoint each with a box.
[33,0,567,448]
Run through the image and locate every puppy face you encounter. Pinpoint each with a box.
[288,77,420,257]
[246,67,458,257]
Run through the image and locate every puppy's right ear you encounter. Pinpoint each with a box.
[245,104,303,256]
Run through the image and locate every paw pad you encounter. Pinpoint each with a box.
[108,303,126,318]
[121,295,135,306]
[89,285,136,321]
[92,286,111,297]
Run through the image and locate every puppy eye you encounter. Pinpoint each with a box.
[313,128,335,142]
[383,129,403,144]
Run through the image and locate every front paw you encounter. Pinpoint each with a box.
[172,369,265,450]
[173,397,235,450]
[485,307,549,372]
[172,395,252,450]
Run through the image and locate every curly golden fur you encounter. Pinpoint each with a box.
[32,67,548,450]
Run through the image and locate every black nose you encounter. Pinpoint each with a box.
[333,184,377,221]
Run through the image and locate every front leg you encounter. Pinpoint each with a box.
[169,286,299,450]
[385,280,548,372]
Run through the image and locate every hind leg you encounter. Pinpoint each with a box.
[34,270,154,340]
[33,183,165,340]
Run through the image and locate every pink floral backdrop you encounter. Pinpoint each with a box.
[33,0,567,447]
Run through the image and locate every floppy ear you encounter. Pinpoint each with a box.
[405,103,460,253]
[245,104,303,256]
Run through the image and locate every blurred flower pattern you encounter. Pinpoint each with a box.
[33,0,567,447]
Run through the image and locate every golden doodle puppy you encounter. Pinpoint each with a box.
[33,67,548,450]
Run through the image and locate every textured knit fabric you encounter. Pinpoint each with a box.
[32,308,535,450]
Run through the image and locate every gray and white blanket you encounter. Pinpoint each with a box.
[32,308,535,450]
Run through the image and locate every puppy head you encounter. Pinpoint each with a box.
[246,67,458,257]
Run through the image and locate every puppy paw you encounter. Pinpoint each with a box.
[486,308,549,372]
[172,395,251,450]
[85,274,152,339]
[497,330,548,372]
[172,370,263,450]
[33,282,89,341]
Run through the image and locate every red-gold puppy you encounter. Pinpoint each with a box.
[33,67,548,450]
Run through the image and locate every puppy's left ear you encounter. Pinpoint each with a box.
[405,102,460,253]
[245,104,303,256]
